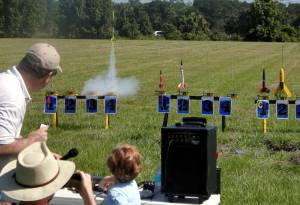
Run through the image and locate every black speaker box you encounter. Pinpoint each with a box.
[161,119,217,199]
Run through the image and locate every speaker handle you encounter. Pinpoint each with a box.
[179,117,207,127]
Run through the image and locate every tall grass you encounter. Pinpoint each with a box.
[0,39,300,204]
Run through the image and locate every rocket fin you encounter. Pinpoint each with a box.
[283,84,292,97]
[275,84,292,97]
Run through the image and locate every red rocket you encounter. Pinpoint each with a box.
[259,69,270,94]
[178,60,187,91]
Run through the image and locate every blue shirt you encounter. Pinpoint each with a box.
[104,180,141,205]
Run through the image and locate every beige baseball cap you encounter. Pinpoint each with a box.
[26,43,62,72]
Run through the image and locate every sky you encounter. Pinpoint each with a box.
[113,0,300,4]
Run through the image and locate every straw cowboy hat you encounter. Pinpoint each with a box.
[0,142,75,201]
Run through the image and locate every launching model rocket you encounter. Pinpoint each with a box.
[275,68,292,98]
[259,69,270,94]
[178,60,187,93]
[111,10,116,43]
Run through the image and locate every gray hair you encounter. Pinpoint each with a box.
[18,54,54,79]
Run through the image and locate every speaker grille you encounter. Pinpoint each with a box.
[161,125,217,197]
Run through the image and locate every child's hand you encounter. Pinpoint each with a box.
[100,175,116,191]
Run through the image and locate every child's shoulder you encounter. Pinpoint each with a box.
[109,180,138,193]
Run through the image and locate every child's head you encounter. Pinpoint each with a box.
[107,144,142,183]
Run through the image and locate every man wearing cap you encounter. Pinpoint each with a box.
[0,43,63,204]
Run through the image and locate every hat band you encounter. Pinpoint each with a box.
[13,169,60,188]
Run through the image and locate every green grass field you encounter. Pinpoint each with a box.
[1,39,300,204]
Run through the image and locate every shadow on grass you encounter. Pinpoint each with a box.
[263,138,299,152]
[289,151,300,165]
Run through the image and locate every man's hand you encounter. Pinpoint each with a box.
[76,171,96,205]
[52,152,62,160]
[27,127,48,143]
[0,127,48,155]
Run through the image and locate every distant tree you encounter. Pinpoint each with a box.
[115,3,141,39]
[115,1,153,39]
[134,6,153,35]
[144,0,179,30]
[162,22,181,40]
[41,0,59,37]
[81,0,112,38]
[59,0,113,38]
[286,3,300,32]
[193,0,247,32]
[177,9,209,40]
[225,6,252,39]
[0,0,58,37]
[18,0,47,37]
[247,0,296,41]
[1,0,21,37]
[0,0,4,36]
[58,0,85,38]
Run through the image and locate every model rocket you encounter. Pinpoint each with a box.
[259,69,270,94]
[159,70,165,93]
[178,60,187,91]
[275,68,292,98]
[111,10,116,43]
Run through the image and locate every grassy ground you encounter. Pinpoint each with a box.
[1,39,300,204]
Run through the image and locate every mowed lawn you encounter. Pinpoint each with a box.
[0,39,300,204]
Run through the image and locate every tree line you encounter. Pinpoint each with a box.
[0,0,299,42]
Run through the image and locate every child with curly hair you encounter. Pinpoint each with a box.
[101,144,142,205]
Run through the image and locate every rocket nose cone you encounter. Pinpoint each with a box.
[280,69,285,82]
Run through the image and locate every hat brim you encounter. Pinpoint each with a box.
[57,65,63,73]
[0,159,75,201]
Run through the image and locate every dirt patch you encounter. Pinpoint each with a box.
[263,139,298,152]
[289,151,300,165]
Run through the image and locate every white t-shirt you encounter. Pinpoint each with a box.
[0,66,31,145]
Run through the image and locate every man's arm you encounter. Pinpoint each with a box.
[0,128,48,156]
[77,171,97,205]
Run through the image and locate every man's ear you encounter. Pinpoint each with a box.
[43,72,53,84]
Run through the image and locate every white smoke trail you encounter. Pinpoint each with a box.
[81,45,139,97]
